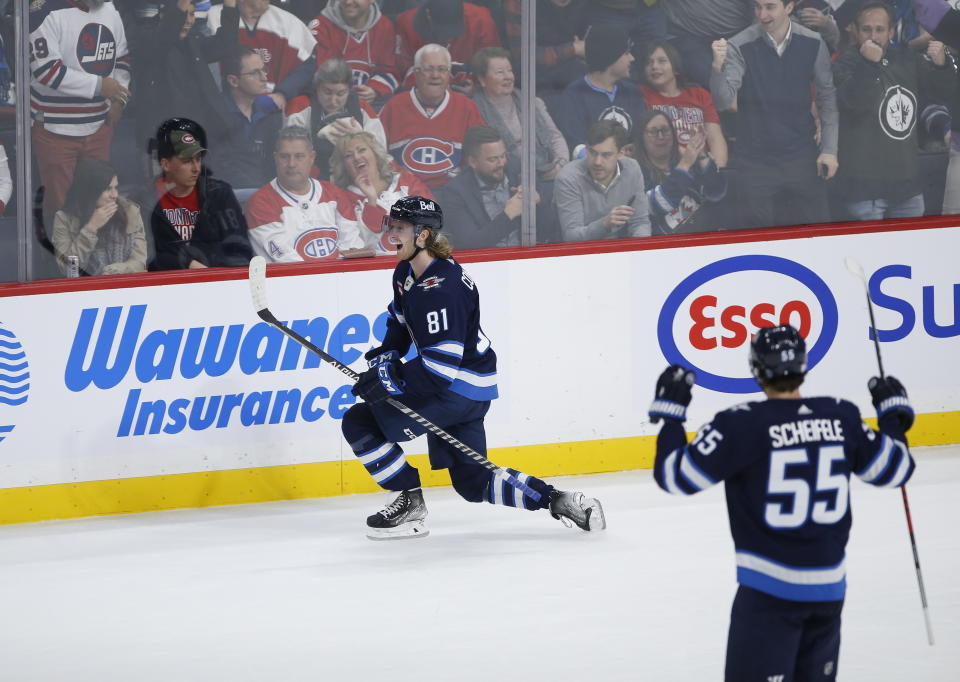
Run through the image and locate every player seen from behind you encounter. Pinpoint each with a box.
[341,195,606,539]
[648,324,916,681]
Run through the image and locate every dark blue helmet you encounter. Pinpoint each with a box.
[389,195,443,232]
[750,325,807,382]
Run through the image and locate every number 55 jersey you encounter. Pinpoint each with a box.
[654,398,914,602]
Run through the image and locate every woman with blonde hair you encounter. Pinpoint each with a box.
[330,131,434,255]
[53,160,148,276]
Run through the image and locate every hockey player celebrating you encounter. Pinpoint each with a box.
[341,196,606,539]
[648,325,916,681]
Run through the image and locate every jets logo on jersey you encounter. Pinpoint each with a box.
[295,227,339,260]
[599,105,634,133]
[417,276,444,290]
[76,24,117,77]
[401,138,456,175]
[879,85,917,141]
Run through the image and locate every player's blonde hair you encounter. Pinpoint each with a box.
[421,228,453,260]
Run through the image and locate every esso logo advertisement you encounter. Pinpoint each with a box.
[657,255,839,393]
[295,227,339,260]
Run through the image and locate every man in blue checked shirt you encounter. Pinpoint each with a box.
[648,324,916,682]
[341,196,606,540]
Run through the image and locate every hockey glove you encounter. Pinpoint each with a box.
[365,348,400,369]
[352,360,405,404]
[869,375,914,431]
[649,365,696,423]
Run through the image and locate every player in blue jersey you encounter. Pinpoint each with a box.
[648,325,916,681]
[341,196,606,540]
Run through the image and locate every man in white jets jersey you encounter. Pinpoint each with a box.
[30,0,131,215]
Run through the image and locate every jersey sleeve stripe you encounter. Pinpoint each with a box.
[679,448,717,491]
[388,301,405,324]
[421,357,458,382]
[856,433,894,483]
[879,440,914,488]
[735,551,847,601]
[660,449,691,496]
[425,341,464,358]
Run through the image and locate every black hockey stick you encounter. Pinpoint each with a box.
[844,256,934,646]
[247,256,542,503]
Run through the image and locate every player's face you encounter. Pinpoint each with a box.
[340,0,374,22]
[586,135,624,185]
[316,81,351,114]
[644,48,676,91]
[384,219,419,259]
[342,138,380,182]
[414,52,451,103]
[856,9,893,50]
[237,54,269,96]
[479,57,514,98]
[162,154,203,191]
[642,113,674,160]
[96,176,119,208]
[274,139,315,191]
[467,140,508,185]
[754,0,794,37]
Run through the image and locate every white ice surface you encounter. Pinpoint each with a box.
[1,447,958,682]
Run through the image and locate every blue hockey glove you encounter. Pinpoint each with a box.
[352,360,405,404]
[869,375,914,431]
[649,365,696,423]
[365,348,400,369]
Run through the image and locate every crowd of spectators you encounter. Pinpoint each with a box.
[13,0,960,276]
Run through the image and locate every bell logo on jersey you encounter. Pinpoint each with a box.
[76,24,117,77]
[294,227,339,260]
[657,255,839,393]
[401,138,456,176]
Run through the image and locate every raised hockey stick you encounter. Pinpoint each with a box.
[247,256,542,503]
[844,256,934,646]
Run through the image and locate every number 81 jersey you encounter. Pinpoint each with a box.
[654,397,914,602]
[387,257,497,401]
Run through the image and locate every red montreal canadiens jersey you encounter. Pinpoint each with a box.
[309,13,401,97]
[395,2,500,88]
[207,4,315,93]
[245,178,368,262]
[341,170,436,255]
[379,90,485,188]
[29,0,131,136]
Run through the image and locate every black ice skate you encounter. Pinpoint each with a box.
[366,489,429,540]
[549,490,606,531]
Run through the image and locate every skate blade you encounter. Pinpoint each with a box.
[585,499,607,531]
[366,520,429,541]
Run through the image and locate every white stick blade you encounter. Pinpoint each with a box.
[843,256,867,282]
[248,256,269,312]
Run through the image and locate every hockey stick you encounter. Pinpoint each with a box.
[844,256,934,646]
[247,256,542,503]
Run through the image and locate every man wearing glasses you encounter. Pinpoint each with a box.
[380,44,486,189]
[217,46,284,202]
